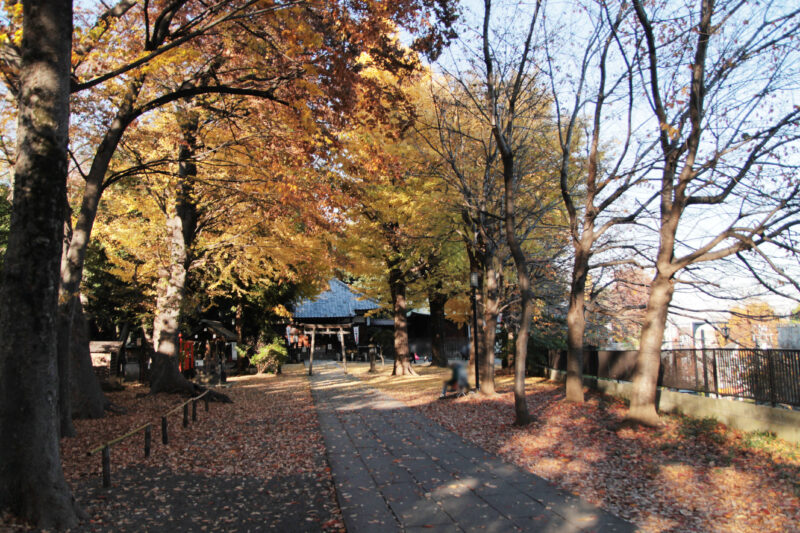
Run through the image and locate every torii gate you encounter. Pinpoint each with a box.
[304,323,351,376]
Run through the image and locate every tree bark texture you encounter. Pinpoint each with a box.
[627,272,674,426]
[151,114,198,393]
[565,248,589,403]
[0,0,83,527]
[148,345,232,403]
[389,266,416,376]
[56,77,143,435]
[58,77,143,321]
[149,351,197,396]
[465,248,479,385]
[624,0,711,425]
[153,207,187,357]
[429,288,448,367]
[70,302,107,419]
[57,214,74,435]
[479,258,501,395]
[512,297,533,425]
[501,154,532,426]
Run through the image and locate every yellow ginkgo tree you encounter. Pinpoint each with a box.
[96,97,343,393]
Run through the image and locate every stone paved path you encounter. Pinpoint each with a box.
[309,362,636,533]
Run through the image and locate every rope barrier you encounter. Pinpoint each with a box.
[86,389,214,487]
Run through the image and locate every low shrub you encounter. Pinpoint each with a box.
[249,338,288,374]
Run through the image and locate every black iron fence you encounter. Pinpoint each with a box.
[661,349,800,407]
[547,348,800,407]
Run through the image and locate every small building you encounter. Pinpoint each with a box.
[290,279,470,364]
[180,319,238,372]
[289,279,382,362]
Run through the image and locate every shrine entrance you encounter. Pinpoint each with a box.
[301,324,351,375]
[289,279,384,375]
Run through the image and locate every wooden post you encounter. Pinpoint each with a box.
[192,399,197,421]
[102,446,111,488]
[309,325,316,376]
[339,328,347,374]
[183,403,189,427]
[144,424,151,458]
[162,416,168,445]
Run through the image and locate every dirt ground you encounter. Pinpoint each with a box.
[1,365,343,532]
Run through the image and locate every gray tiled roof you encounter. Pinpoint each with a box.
[293,279,379,319]
[200,319,238,341]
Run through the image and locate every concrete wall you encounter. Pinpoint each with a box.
[546,368,800,444]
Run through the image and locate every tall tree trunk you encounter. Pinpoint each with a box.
[56,77,144,433]
[70,301,107,419]
[506,327,515,368]
[565,247,589,403]
[153,208,187,357]
[465,246,480,384]
[500,154,532,426]
[389,265,416,376]
[58,77,143,319]
[482,0,543,426]
[625,0,710,426]
[429,287,448,367]
[480,258,501,395]
[58,216,75,436]
[626,272,673,426]
[150,112,199,394]
[0,0,83,527]
[512,295,533,425]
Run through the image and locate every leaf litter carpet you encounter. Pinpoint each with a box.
[351,365,800,533]
[3,365,343,532]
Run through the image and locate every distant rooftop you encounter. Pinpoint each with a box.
[293,279,379,320]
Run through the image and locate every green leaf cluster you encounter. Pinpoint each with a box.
[248,337,288,374]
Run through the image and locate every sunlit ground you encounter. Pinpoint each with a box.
[344,361,800,533]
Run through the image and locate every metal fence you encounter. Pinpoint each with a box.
[661,349,800,407]
[547,348,800,407]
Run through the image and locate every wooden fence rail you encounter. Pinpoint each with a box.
[87,390,211,488]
